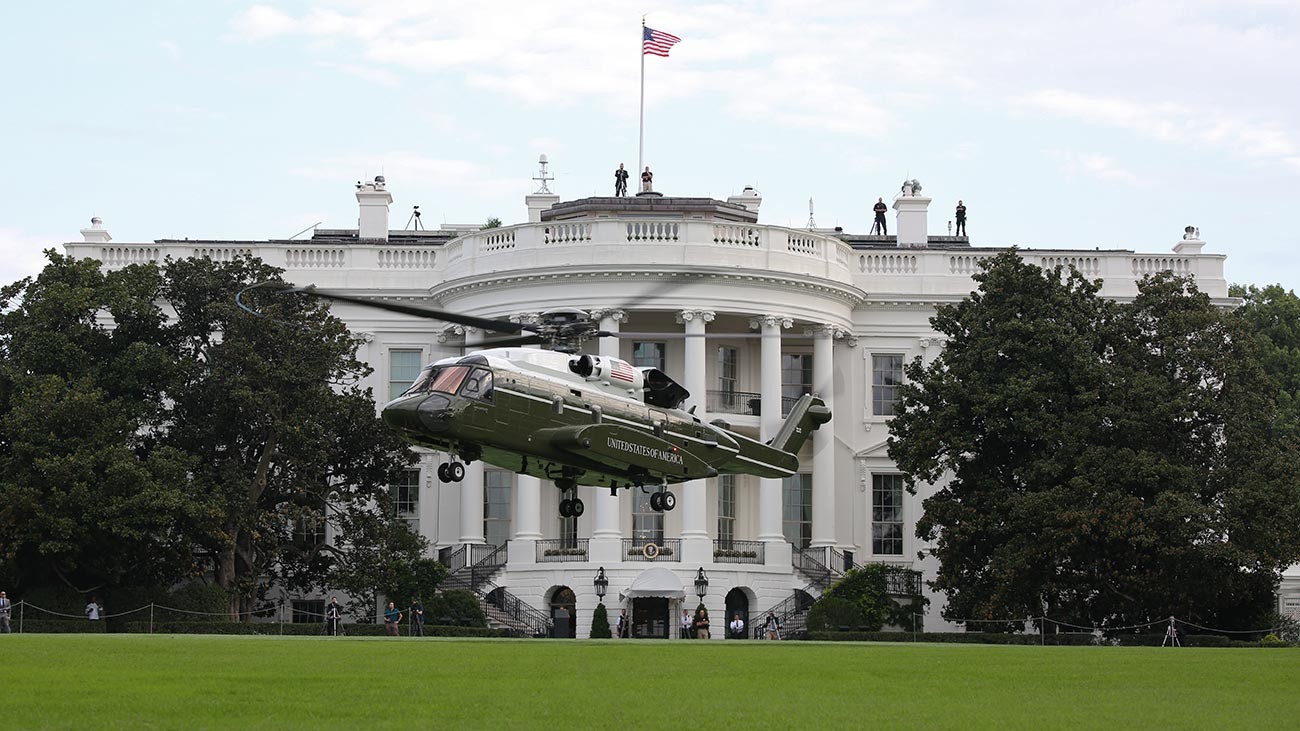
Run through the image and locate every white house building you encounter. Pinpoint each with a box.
[65,166,1247,638]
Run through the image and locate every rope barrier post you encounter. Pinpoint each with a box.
[1041,617,1045,646]
[19,600,24,634]
[279,600,285,636]
[150,602,155,634]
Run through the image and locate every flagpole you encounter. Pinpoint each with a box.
[638,15,646,179]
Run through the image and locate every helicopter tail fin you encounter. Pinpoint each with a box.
[768,394,831,455]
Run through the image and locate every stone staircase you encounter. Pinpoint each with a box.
[438,543,552,638]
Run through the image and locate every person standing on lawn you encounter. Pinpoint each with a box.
[384,601,403,637]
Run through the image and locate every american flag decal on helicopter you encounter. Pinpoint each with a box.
[610,360,636,382]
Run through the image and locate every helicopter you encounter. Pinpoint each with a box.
[238,284,831,518]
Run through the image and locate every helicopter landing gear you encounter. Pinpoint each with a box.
[559,498,585,518]
[437,462,465,483]
[648,490,677,512]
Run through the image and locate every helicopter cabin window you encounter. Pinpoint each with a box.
[632,488,665,546]
[781,353,813,416]
[459,368,494,401]
[389,349,424,400]
[391,469,419,532]
[632,342,666,371]
[782,474,812,549]
[484,470,512,547]
[426,365,472,395]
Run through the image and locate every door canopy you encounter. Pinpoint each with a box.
[620,567,687,600]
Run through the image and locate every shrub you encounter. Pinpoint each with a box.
[590,602,612,638]
[807,596,868,632]
[428,590,486,628]
[1260,633,1288,648]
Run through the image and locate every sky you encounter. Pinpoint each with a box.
[2,1,1298,291]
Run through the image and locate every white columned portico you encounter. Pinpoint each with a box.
[677,309,715,565]
[753,315,792,554]
[589,308,626,564]
[810,325,840,549]
[458,328,486,544]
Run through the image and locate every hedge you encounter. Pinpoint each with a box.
[807,631,1263,647]
[115,622,511,637]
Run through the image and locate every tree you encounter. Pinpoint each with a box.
[0,251,419,617]
[0,252,211,594]
[889,250,1300,630]
[481,217,503,230]
[155,255,416,619]
[1230,284,1300,438]
[590,602,612,638]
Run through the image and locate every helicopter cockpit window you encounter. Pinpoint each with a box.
[402,366,437,397]
[426,365,472,395]
[459,368,494,402]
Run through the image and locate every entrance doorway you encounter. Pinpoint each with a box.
[725,588,750,639]
[632,597,670,638]
[550,586,576,638]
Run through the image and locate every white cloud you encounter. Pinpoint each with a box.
[230,5,297,40]
[1025,89,1300,171]
[0,229,58,287]
[1048,150,1140,185]
[159,40,181,59]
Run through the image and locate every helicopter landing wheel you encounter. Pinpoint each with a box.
[649,491,664,512]
[661,491,676,511]
[437,463,451,483]
[559,498,582,518]
[440,462,465,482]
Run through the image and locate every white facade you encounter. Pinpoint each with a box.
[65,175,1234,638]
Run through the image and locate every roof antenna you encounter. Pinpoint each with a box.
[806,197,816,229]
[405,205,424,231]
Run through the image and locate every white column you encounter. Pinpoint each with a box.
[590,309,626,563]
[677,310,714,565]
[459,328,486,544]
[514,475,542,540]
[754,315,792,544]
[810,326,838,549]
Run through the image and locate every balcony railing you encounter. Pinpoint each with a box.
[536,539,590,562]
[712,539,765,564]
[622,538,682,562]
[706,390,762,416]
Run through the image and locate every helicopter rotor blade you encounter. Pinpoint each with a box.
[601,331,767,339]
[272,285,535,336]
[480,334,550,348]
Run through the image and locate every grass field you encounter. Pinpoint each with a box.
[3,635,1298,729]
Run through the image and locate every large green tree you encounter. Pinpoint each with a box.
[0,253,211,594]
[0,252,421,617]
[1231,283,1300,437]
[889,250,1300,630]
[155,255,417,618]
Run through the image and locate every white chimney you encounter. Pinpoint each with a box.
[80,216,112,243]
[892,179,931,248]
[1173,225,1205,254]
[726,186,763,214]
[356,175,393,241]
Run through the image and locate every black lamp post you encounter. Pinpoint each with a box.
[694,567,709,600]
[594,567,609,602]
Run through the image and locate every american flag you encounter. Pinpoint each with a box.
[610,359,636,382]
[643,26,681,57]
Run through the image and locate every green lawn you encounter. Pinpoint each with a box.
[2,635,1297,729]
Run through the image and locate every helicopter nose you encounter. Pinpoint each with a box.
[382,394,452,433]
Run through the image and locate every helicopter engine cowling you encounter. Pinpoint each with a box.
[568,355,644,390]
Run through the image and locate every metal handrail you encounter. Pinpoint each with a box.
[537,539,590,562]
[484,586,553,638]
[712,539,765,564]
[705,390,762,415]
[827,549,924,596]
[621,538,682,562]
[752,584,819,639]
[792,546,836,591]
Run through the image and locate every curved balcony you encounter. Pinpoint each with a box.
[442,219,855,285]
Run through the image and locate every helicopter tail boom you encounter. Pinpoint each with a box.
[768,394,832,455]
